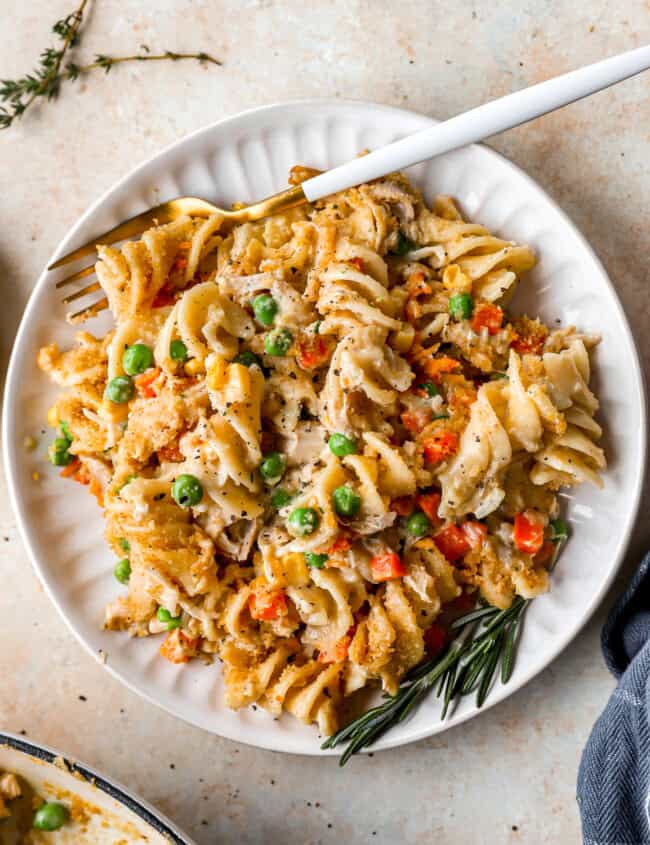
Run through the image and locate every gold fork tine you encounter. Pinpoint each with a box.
[48,207,172,270]
[62,281,101,304]
[49,196,223,270]
[55,187,307,323]
[67,297,109,325]
[55,263,95,289]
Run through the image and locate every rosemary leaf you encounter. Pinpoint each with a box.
[459,652,488,696]
[440,660,458,719]
[501,621,518,684]
[476,632,504,708]
[449,604,499,630]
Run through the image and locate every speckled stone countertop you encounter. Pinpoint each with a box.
[1,2,649,842]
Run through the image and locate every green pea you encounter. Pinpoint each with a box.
[252,294,278,326]
[420,381,439,397]
[264,328,293,357]
[156,607,181,630]
[114,558,131,584]
[171,474,203,507]
[118,537,131,552]
[332,486,361,518]
[105,375,135,404]
[122,343,154,376]
[259,452,286,484]
[59,420,72,441]
[550,518,569,542]
[271,488,293,509]
[233,350,263,369]
[288,507,320,537]
[305,552,328,569]
[33,802,69,831]
[170,339,188,362]
[48,437,73,466]
[328,433,357,458]
[390,231,415,255]
[406,511,431,538]
[448,292,473,320]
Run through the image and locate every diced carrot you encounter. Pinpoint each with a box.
[422,430,459,465]
[158,442,184,463]
[318,629,355,663]
[60,457,81,479]
[178,241,192,250]
[417,492,442,524]
[159,629,200,664]
[460,520,488,550]
[248,590,288,621]
[134,368,161,399]
[448,384,477,412]
[74,464,90,485]
[401,408,431,434]
[172,256,188,272]
[390,496,415,517]
[88,477,104,507]
[423,622,448,657]
[371,552,407,582]
[152,285,177,308]
[511,334,545,355]
[297,335,332,369]
[422,356,461,382]
[471,303,503,335]
[406,270,431,299]
[328,534,353,554]
[513,511,545,555]
[348,257,364,272]
[160,636,189,664]
[434,525,471,562]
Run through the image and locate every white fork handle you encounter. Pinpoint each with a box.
[302,44,650,202]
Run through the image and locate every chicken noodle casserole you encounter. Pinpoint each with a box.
[38,169,605,735]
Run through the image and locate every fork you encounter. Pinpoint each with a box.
[53,44,650,322]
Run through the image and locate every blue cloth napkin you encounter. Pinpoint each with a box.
[578,552,650,843]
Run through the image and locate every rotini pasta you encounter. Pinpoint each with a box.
[39,167,605,735]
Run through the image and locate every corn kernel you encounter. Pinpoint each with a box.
[102,399,129,423]
[414,537,435,550]
[23,435,37,451]
[184,358,205,377]
[47,406,58,428]
[281,552,310,587]
[390,323,415,353]
[442,264,472,295]
[206,356,228,390]
[31,471,40,482]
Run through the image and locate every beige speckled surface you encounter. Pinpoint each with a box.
[1,2,649,842]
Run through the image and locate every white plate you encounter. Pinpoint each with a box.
[3,100,646,755]
[0,731,195,843]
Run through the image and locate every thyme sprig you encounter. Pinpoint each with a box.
[0,1,221,130]
[322,597,529,766]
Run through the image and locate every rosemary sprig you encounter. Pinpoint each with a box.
[322,597,528,766]
[0,1,221,130]
[324,535,567,765]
